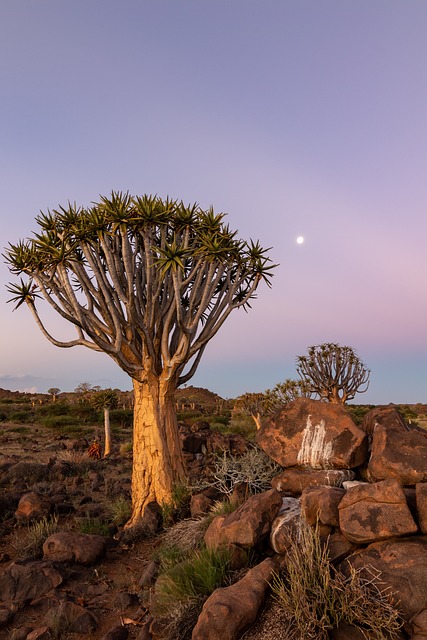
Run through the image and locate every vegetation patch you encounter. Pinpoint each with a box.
[13,514,60,560]
[271,521,403,640]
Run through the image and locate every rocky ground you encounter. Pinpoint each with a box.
[0,422,163,640]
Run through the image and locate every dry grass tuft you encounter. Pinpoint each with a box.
[271,520,403,640]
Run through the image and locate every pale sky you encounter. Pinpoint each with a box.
[1,1,427,403]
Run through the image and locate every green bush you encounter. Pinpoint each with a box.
[109,408,133,428]
[153,545,237,615]
[36,402,70,417]
[40,415,77,429]
[9,410,33,423]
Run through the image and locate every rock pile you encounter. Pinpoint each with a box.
[187,399,427,640]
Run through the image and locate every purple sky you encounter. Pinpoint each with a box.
[1,1,427,403]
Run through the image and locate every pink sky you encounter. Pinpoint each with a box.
[1,1,427,403]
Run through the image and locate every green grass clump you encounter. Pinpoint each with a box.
[161,483,191,527]
[153,545,236,615]
[107,496,131,526]
[271,521,403,640]
[76,514,110,536]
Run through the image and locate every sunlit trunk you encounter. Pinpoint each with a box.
[125,377,186,528]
[103,407,111,457]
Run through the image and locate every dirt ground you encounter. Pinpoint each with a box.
[0,421,160,640]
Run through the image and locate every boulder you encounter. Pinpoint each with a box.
[257,398,368,470]
[411,609,427,639]
[326,531,356,564]
[360,405,410,437]
[340,536,427,621]
[15,492,50,520]
[368,424,427,484]
[43,532,107,565]
[191,557,279,640]
[271,468,355,495]
[269,497,301,554]
[301,485,345,527]
[0,561,63,605]
[417,483,427,534]
[338,479,418,544]
[204,489,282,551]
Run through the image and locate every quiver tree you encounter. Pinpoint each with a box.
[47,387,61,402]
[264,378,312,412]
[296,343,370,404]
[90,388,118,457]
[234,392,269,430]
[5,192,276,526]
[236,379,311,429]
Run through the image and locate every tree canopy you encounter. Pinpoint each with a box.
[296,343,370,404]
[5,192,276,386]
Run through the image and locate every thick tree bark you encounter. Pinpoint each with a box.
[126,377,186,528]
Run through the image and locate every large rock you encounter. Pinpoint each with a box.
[0,561,63,604]
[301,485,345,527]
[191,557,279,640]
[269,497,301,554]
[417,483,427,534]
[204,489,282,551]
[368,424,427,484]
[15,492,50,520]
[340,536,427,621]
[43,532,108,565]
[360,405,410,437]
[338,479,418,544]
[271,468,355,495]
[257,398,368,470]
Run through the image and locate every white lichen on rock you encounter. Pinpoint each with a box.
[297,415,334,469]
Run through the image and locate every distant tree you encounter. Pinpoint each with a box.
[296,343,370,404]
[47,387,61,402]
[74,382,100,403]
[264,378,313,412]
[234,392,268,430]
[90,388,118,457]
[236,379,312,429]
[5,192,276,526]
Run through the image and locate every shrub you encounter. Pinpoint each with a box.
[195,444,281,496]
[76,514,110,536]
[13,514,59,560]
[271,521,403,640]
[107,496,131,526]
[9,410,33,423]
[153,545,236,615]
[161,483,191,527]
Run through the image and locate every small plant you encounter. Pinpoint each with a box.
[13,514,59,560]
[161,483,191,527]
[108,496,131,526]
[119,440,133,455]
[195,444,281,496]
[159,517,210,558]
[153,545,236,615]
[76,514,110,536]
[271,520,403,640]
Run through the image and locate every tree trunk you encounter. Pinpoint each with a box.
[126,377,186,528]
[103,407,111,457]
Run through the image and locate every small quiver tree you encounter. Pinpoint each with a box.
[296,343,370,404]
[90,388,118,457]
[4,192,276,526]
[47,387,61,402]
